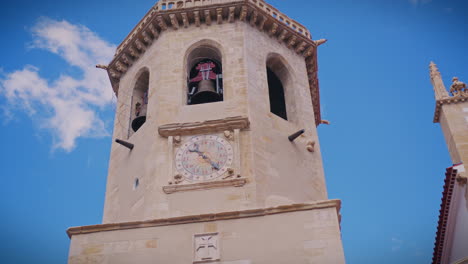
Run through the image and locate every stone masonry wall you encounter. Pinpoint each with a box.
[103,21,328,223]
[69,207,345,264]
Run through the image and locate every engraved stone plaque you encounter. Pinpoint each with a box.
[193,233,220,263]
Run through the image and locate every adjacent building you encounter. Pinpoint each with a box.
[430,62,468,264]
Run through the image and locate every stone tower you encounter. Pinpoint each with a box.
[67,0,345,263]
[430,62,468,264]
[430,62,468,166]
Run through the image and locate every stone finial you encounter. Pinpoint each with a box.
[429,61,450,100]
[449,77,467,97]
[429,61,440,78]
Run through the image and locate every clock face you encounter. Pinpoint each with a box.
[175,135,234,182]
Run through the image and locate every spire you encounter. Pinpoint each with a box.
[429,61,449,100]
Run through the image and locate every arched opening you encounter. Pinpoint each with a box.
[186,44,223,105]
[267,67,287,120]
[266,55,290,120]
[130,70,149,134]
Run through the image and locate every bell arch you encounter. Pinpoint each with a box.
[129,67,150,136]
[185,40,224,105]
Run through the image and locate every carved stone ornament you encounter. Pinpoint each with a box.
[173,174,184,184]
[223,130,233,140]
[450,77,467,97]
[173,135,182,145]
[193,233,220,263]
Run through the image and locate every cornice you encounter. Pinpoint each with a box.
[67,199,341,238]
[158,116,250,137]
[433,95,468,123]
[163,177,247,194]
[432,166,458,264]
[106,0,322,126]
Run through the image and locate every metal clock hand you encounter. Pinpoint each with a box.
[189,144,220,170]
[188,143,200,153]
[201,153,220,170]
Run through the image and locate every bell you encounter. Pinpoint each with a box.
[131,116,146,132]
[190,80,222,105]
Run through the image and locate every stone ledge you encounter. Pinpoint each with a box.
[158,116,250,137]
[66,199,341,238]
[433,95,468,123]
[163,178,247,194]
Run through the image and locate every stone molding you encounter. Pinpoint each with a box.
[158,116,250,137]
[66,199,341,238]
[433,95,468,123]
[105,0,323,126]
[430,61,468,123]
[163,177,247,194]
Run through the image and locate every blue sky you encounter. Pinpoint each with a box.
[0,0,467,263]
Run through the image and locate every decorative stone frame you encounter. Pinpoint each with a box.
[158,116,249,194]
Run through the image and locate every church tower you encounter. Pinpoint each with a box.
[67,1,345,263]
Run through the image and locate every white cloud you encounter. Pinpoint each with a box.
[409,0,432,6]
[0,18,116,151]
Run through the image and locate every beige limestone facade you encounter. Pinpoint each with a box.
[67,0,345,263]
[430,62,468,264]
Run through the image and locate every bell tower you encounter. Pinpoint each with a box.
[67,1,345,263]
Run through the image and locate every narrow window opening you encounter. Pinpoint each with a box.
[267,67,287,120]
[130,71,149,135]
[133,178,139,190]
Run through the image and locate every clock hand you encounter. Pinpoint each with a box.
[188,143,201,153]
[209,160,220,170]
[188,144,220,170]
[201,154,220,170]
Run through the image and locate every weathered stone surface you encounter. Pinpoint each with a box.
[68,207,344,264]
[67,0,345,263]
